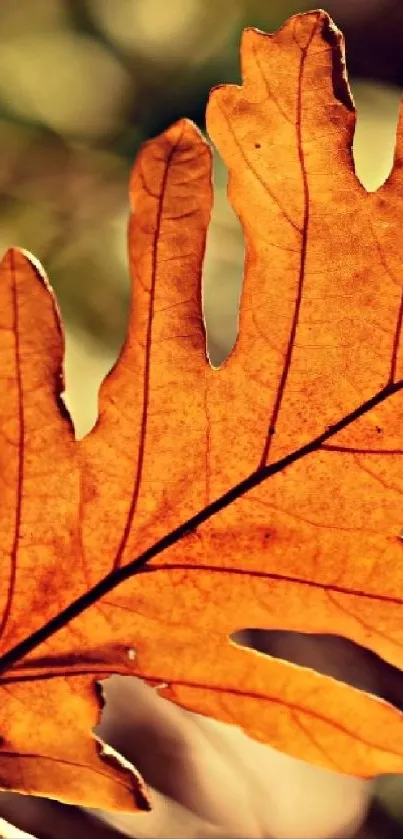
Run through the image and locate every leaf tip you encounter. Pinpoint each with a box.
[136,117,208,160]
[238,9,336,56]
[129,117,211,207]
[0,246,54,291]
[207,9,354,128]
[281,8,354,112]
[0,246,31,273]
[163,116,207,146]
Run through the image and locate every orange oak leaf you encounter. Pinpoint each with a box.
[1,7,403,813]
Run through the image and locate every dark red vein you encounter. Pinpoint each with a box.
[321,444,403,454]
[112,133,183,571]
[389,272,403,384]
[0,666,133,685]
[133,675,403,760]
[259,20,318,468]
[4,668,397,762]
[130,563,403,607]
[0,751,134,789]
[0,251,23,640]
[0,378,401,676]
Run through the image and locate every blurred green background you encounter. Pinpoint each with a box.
[1,2,403,836]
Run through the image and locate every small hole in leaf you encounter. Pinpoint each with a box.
[254,142,261,149]
[231,629,403,711]
[127,648,136,661]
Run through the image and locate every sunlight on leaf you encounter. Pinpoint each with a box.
[0,8,403,815]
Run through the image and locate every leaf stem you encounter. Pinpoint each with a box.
[0,380,400,676]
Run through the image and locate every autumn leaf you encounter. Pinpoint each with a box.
[1,6,403,814]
